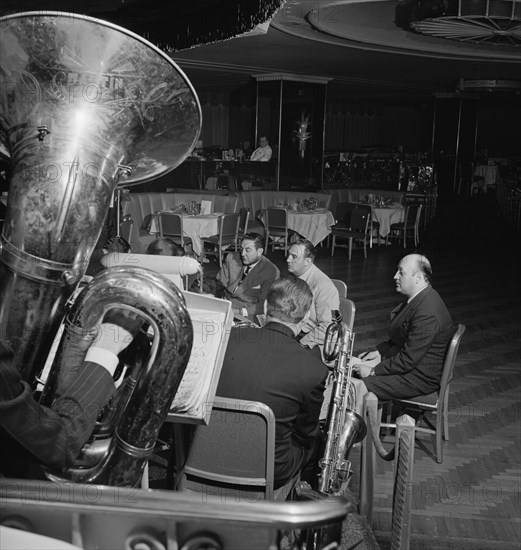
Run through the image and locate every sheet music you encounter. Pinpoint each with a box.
[170,309,227,416]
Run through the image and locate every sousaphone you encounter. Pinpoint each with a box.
[0,11,202,385]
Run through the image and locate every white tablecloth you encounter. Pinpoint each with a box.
[371,205,405,237]
[474,165,499,189]
[286,208,336,245]
[149,212,221,256]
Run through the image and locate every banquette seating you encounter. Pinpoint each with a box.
[122,189,333,253]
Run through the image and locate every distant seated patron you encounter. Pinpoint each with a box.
[217,276,329,488]
[250,136,272,162]
[215,232,279,316]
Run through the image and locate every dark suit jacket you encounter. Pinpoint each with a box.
[217,322,328,486]
[367,286,453,398]
[216,253,279,315]
[0,342,115,479]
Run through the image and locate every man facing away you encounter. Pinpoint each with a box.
[215,232,279,316]
[249,136,272,162]
[217,276,329,488]
[353,253,454,401]
[286,238,339,350]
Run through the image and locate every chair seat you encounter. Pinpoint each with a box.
[203,234,235,245]
[335,230,367,239]
[331,223,349,231]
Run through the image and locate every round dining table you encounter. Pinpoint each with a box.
[287,208,336,245]
[260,207,335,246]
[371,205,405,238]
[474,164,499,190]
[149,212,221,256]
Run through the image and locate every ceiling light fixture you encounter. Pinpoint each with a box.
[397,0,521,46]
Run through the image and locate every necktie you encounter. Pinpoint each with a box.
[391,300,408,320]
[235,266,250,291]
[241,265,251,282]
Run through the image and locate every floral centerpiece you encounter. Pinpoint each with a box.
[294,111,311,159]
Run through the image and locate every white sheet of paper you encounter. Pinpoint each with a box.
[200,200,212,215]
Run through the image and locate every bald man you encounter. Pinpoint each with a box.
[353,254,454,401]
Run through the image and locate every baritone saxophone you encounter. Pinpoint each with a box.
[319,309,367,495]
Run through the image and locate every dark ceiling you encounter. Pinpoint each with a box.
[1,0,520,101]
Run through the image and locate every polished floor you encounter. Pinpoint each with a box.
[151,191,521,549]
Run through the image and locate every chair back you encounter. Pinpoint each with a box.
[158,212,183,241]
[218,212,240,244]
[331,278,348,298]
[349,207,370,233]
[438,324,466,404]
[414,203,423,227]
[238,207,250,240]
[404,203,421,227]
[339,297,356,332]
[334,202,356,227]
[180,397,276,500]
[265,207,288,230]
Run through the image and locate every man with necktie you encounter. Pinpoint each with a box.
[215,232,279,316]
[353,254,454,400]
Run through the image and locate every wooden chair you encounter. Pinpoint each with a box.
[201,212,240,267]
[157,212,192,251]
[391,324,466,463]
[265,207,290,255]
[330,278,348,299]
[176,397,294,501]
[330,204,371,260]
[386,203,423,248]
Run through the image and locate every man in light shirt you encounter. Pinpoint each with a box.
[286,239,339,350]
[353,254,454,400]
[250,136,272,162]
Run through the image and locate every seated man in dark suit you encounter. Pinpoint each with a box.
[353,254,454,401]
[217,276,329,488]
[215,232,279,316]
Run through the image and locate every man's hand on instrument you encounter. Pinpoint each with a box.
[96,309,143,356]
[85,310,143,380]
[353,363,375,379]
[358,350,381,363]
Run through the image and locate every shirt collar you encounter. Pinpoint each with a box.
[407,284,429,303]
[246,259,261,271]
